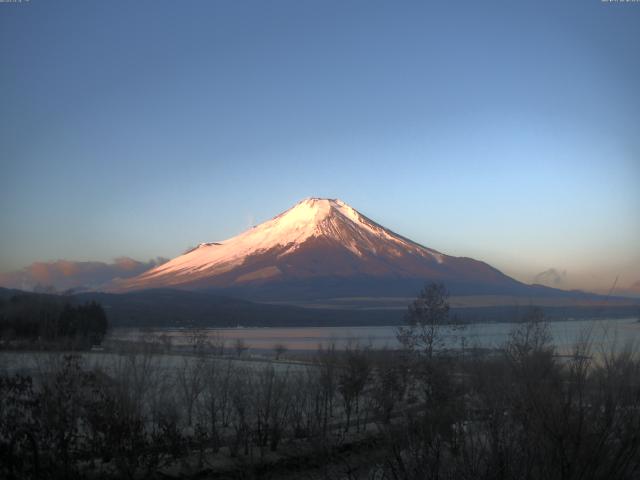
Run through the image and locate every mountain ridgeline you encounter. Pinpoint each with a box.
[114,198,586,303]
[2,198,634,328]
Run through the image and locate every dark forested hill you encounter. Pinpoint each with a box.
[1,287,637,328]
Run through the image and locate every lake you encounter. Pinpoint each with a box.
[109,317,640,354]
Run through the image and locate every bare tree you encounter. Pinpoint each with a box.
[210,331,226,356]
[197,359,236,455]
[289,367,324,438]
[252,365,292,455]
[273,343,288,360]
[158,333,173,353]
[233,338,249,358]
[229,369,252,457]
[187,327,210,354]
[176,356,207,427]
[505,306,553,364]
[338,345,372,433]
[371,349,409,424]
[316,343,339,436]
[396,282,451,358]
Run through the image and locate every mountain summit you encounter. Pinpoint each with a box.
[115,198,529,299]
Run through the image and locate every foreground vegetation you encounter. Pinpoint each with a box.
[1,329,639,478]
[1,285,640,479]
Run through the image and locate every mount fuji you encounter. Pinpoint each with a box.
[114,198,576,305]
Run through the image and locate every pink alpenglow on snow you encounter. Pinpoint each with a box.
[114,198,517,293]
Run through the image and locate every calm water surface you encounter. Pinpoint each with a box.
[109,318,640,353]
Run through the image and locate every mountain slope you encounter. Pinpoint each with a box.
[115,198,525,297]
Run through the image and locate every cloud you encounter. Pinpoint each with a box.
[0,257,169,292]
[533,268,568,288]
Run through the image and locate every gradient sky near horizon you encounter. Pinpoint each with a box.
[1,0,639,292]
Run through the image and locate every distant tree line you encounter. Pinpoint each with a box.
[0,293,108,348]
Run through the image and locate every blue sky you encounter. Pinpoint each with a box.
[1,0,639,292]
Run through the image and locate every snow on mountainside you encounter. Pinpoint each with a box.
[115,198,520,294]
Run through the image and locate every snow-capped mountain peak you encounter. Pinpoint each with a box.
[115,197,511,293]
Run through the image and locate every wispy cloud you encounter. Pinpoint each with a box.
[0,257,168,292]
[532,268,568,288]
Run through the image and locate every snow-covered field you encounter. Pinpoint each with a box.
[0,350,308,377]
